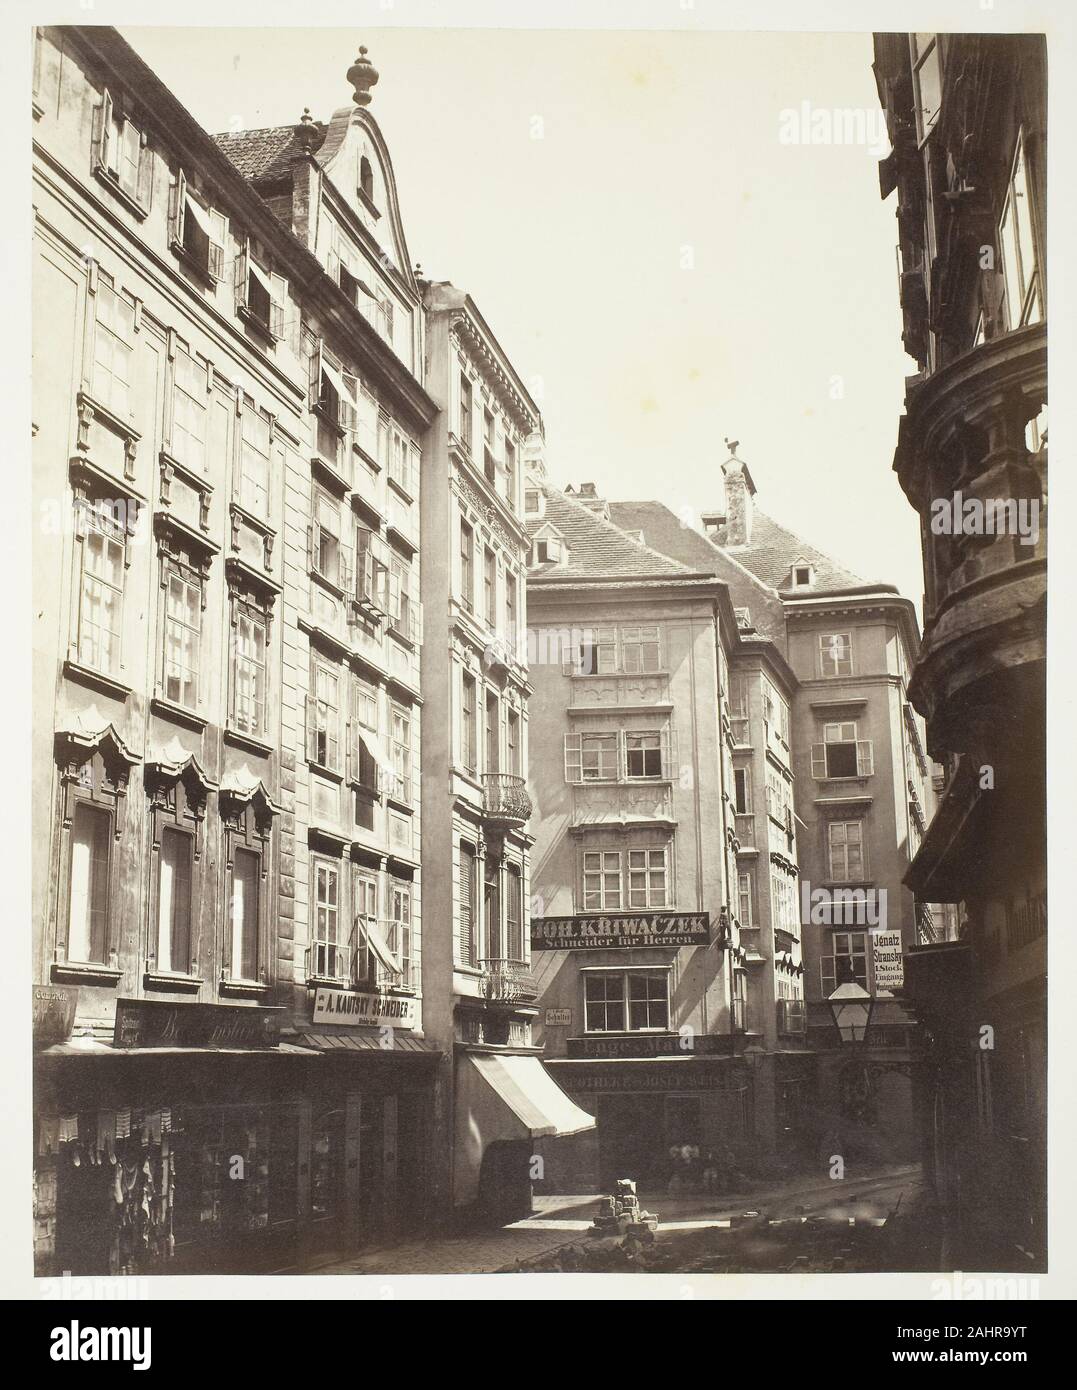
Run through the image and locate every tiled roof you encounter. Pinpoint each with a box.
[212,123,324,184]
[527,485,696,581]
[720,510,886,594]
[607,500,787,641]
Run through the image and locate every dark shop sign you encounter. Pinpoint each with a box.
[530,912,710,950]
[33,985,79,1042]
[556,1060,734,1092]
[113,999,284,1050]
[567,1033,734,1059]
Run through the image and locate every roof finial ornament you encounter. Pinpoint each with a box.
[347,45,380,107]
[724,436,740,457]
[294,106,319,150]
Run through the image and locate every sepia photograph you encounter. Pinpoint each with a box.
[13,0,1073,1326]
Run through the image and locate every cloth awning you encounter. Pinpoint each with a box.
[459,1053,596,1141]
[184,192,213,236]
[362,918,402,976]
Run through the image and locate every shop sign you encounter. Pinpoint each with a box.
[531,912,710,951]
[545,1009,573,1026]
[113,999,283,1049]
[33,985,79,1042]
[558,1059,734,1092]
[566,1033,733,1059]
[872,930,905,992]
[312,988,418,1031]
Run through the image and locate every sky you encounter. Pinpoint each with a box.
[121,24,924,610]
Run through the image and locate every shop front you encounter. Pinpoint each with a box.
[539,1052,753,1195]
[33,997,442,1275]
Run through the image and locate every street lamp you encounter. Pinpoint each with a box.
[827,979,875,1045]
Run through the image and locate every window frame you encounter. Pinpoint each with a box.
[583,967,671,1035]
[827,820,866,883]
[818,631,854,678]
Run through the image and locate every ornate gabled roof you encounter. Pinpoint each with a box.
[526,484,694,581]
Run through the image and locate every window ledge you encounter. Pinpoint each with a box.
[570,670,670,681]
[63,658,132,702]
[93,166,150,221]
[144,971,203,994]
[237,303,280,344]
[307,760,344,784]
[306,974,352,990]
[218,979,271,999]
[224,726,275,757]
[51,960,122,987]
[229,500,276,540]
[384,793,414,816]
[170,238,220,288]
[311,452,352,497]
[150,695,208,733]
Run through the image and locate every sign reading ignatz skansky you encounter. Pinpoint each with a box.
[530,912,710,950]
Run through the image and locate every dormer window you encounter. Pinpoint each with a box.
[525,489,542,515]
[792,564,813,588]
[533,536,563,566]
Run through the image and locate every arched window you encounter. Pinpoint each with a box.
[359,155,374,203]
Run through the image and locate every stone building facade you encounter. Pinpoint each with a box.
[873,31,1047,1266]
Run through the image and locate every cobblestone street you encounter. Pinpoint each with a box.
[301,1164,926,1276]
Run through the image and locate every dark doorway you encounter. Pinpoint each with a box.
[54,1143,114,1275]
[476,1140,532,1226]
[597,1093,664,1187]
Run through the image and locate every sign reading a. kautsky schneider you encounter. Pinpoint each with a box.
[312,987,417,1030]
[531,912,710,951]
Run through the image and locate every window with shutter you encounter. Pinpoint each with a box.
[459,843,476,967]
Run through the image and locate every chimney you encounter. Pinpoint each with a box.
[565,482,610,522]
[721,448,756,547]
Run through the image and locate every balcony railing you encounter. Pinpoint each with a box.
[731,716,751,746]
[734,813,756,848]
[479,958,538,1006]
[482,772,532,825]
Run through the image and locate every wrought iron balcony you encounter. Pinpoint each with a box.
[478,958,538,1006]
[481,772,532,826]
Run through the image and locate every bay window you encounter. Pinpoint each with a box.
[583,851,622,911]
[628,847,668,908]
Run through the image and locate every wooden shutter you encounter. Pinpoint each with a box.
[136,131,153,209]
[93,89,113,174]
[307,337,323,410]
[270,273,286,339]
[458,844,475,967]
[169,169,186,245]
[811,743,827,778]
[234,237,249,312]
[856,741,874,776]
[208,211,226,281]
